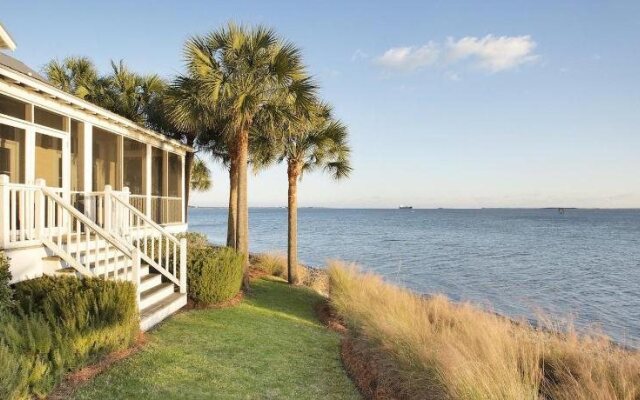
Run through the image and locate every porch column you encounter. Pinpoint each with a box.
[162,150,169,224]
[24,126,35,185]
[117,135,124,190]
[145,144,152,219]
[61,118,71,203]
[181,153,186,224]
[82,123,93,220]
[83,123,93,193]
[0,175,9,247]
[24,104,35,184]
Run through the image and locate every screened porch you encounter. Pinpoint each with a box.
[0,92,186,229]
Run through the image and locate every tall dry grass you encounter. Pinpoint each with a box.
[328,261,640,400]
[252,251,329,294]
[253,251,288,278]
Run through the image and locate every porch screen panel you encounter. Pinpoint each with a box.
[34,107,64,131]
[0,94,27,121]
[151,147,164,223]
[123,138,146,195]
[166,152,182,223]
[92,127,120,191]
[151,147,163,196]
[0,124,25,183]
[167,153,182,197]
[70,120,83,192]
[35,133,62,187]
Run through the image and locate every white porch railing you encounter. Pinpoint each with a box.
[0,176,64,248]
[107,187,186,293]
[0,175,187,302]
[151,195,183,225]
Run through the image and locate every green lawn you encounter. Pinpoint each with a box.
[71,278,360,400]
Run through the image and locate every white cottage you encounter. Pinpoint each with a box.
[0,24,190,330]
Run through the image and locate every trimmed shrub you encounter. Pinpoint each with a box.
[13,275,138,333]
[176,231,210,249]
[0,276,138,399]
[188,246,243,305]
[0,252,13,312]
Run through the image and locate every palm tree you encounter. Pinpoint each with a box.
[102,60,166,125]
[274,102,351,284]
[43,56,102,100]
[190,158,212,191]
[163,76,237,246]
[196,127,238,248]
[181,23,316,288]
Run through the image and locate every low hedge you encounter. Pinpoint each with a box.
[0,274,138,400]
[187,246,243,305]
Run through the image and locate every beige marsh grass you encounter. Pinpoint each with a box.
[328,261,640,400]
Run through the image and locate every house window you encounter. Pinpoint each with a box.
[93,127,120,191]
[168,152,182,197]
[70,120,83,191]
[35,133,62,187]
[0,124,25,183]
[123,138,146,195]
[34,107,65,131]
[0,94,27,121]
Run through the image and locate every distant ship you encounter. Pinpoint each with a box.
[399,205,413,210]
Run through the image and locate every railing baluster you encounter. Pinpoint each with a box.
[85,221,90,272]
[19,190,25,241]
[25,189,31,239]
[143,224,148,255]
[165,236,169,273]
[66,210,71,250]
[173,241,177,276]
[10,189,16,243]
[75,218,81,262]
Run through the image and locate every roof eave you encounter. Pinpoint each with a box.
[0,63,194,153]
[0,24,16,51]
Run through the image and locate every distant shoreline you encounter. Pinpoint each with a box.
[188,206,640,210]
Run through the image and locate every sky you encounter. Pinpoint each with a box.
[3,1,640,208]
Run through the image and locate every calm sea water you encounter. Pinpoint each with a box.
[189,208,640,346]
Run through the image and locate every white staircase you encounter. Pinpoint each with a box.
[1,176,187,331]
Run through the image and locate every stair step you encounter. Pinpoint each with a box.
[139,273,162,292]
[102,263,150,278]
[140,282,175,310]
[78,248,127,263]
[42,255,62,262]
[53,266,78,276]
[90,257,133,275]
[140,293,187,331]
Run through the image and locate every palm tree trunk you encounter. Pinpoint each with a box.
[236,128,250,290]
[226,157,238,249]
[287,161,300,285]
[183,152,194,223]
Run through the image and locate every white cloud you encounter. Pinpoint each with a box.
[446,35,538,72]
[375,42,439,71]
[375,35,538,73]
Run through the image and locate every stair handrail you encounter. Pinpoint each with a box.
[41,185,134,259]
[107,189,185,291]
